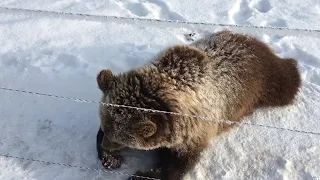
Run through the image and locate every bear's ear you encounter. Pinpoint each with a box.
[97,69,114,92]
[135,121,157,138]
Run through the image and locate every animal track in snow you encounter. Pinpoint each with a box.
[228,0,253,25]
[147,0,185,21]
[249,0,272,13]
[124,2,149,17]
[261,18,288,27]
[37,119,53,135]
[117,0,185,21]
[229,0,273,25]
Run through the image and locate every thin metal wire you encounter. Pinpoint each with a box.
[0,6,319,35]
[1,86,320,136]
[0,153,160,180]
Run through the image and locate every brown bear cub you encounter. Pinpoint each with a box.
[96,30,301,180]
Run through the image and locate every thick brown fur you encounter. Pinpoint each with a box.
[96,30,301,180]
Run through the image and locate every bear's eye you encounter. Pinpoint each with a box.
[116,108,122,114]
[126,114,132,118]
[112,108,124,116]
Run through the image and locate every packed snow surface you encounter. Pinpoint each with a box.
[0,0,320,180]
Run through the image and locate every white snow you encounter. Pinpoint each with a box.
[0,0,320,180]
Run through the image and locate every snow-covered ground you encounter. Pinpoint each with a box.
[0,0,320,180]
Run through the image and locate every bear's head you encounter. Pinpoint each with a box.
[97,69,175,150]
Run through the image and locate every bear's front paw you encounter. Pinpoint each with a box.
[127,168,161,180]
[101,150,123,170]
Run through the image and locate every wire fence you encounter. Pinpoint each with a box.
[1,85,319,179]
[1,86,320,136]
[0,6,320,38]
[0,153,160,180]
